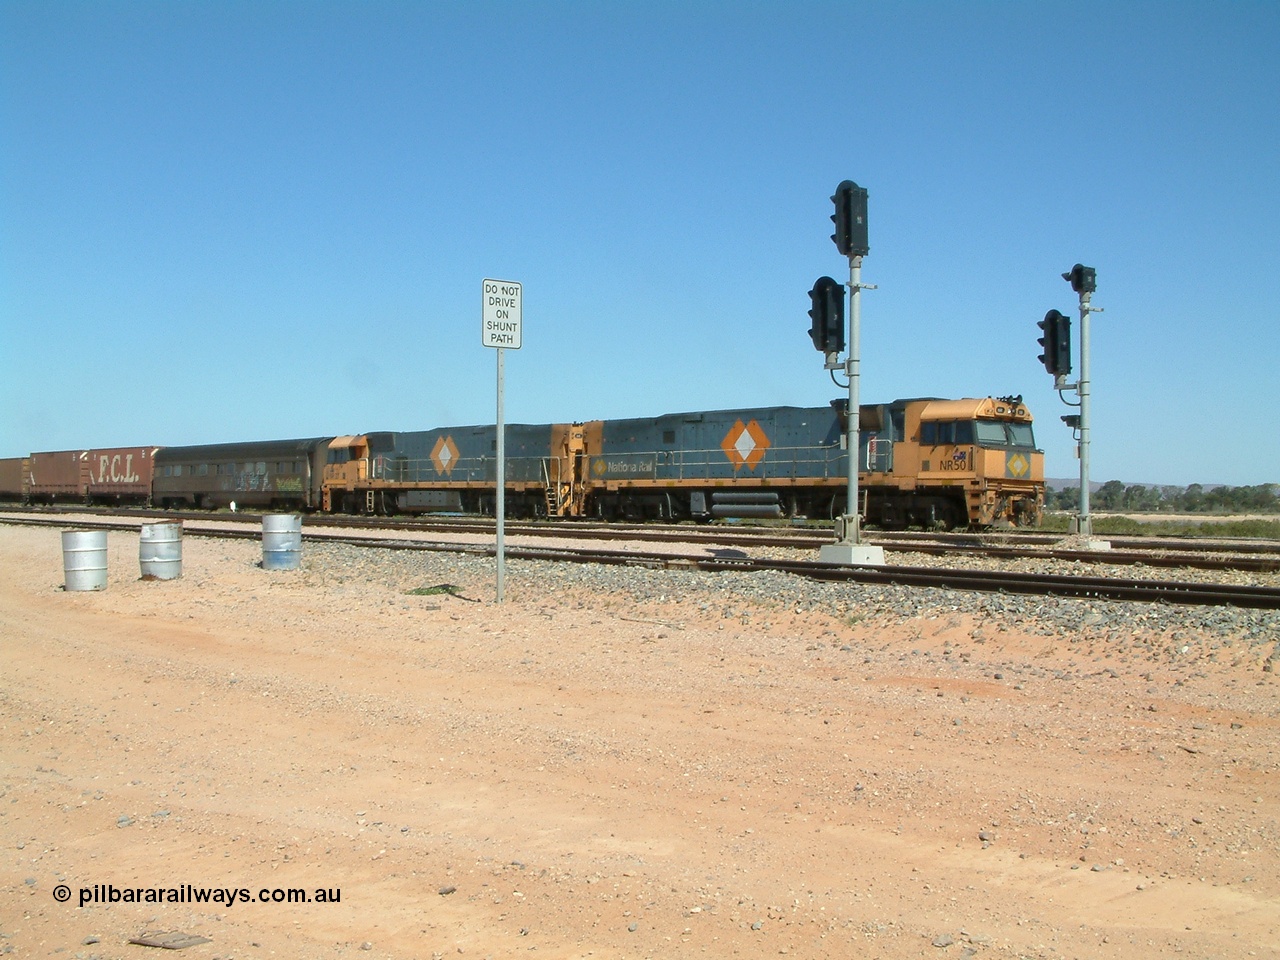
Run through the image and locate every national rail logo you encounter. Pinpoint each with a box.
[721,419,771,472]
[431,436,461,476]
[1006,453,1030,479]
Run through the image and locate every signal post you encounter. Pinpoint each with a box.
[812,181,885,567]
[1039,264,1108,549]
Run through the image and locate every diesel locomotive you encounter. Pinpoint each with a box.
[321,395,1043,528]
[1,395,1044,529]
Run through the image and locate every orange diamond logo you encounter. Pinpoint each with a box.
[431,435,461,475]
[721,419,771,472]
[1007,452,1029,478]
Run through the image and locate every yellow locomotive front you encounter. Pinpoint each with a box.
[891,396,1044,528]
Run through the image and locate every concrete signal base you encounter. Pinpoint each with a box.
[818,542,887,566]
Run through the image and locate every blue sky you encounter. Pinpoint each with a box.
[2,0,1277,487]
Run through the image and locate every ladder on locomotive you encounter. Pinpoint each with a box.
[541,458,562,517]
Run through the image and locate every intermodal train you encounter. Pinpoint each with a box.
[0,396,1044,529]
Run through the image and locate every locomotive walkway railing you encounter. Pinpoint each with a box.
[364,442,894,486]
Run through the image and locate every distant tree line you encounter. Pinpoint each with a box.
[1046,482,1280,514]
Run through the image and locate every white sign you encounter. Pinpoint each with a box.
[482,279,522,349]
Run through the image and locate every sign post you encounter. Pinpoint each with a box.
[482,278,522,602]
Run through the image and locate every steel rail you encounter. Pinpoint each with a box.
[314,535,1280,609]
[536,548,1280,608]
[13,505,1278,573]
[6,513,1279,597]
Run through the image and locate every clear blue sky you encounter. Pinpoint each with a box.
[3,1,1277,487]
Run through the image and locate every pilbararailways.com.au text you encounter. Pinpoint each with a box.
[68,884,341,907]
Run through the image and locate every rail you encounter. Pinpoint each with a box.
[5,513,1277,608]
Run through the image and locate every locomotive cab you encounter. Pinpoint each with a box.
[322,433,400,514]
[322,436,370,512]
[325,436,370,481]
[909,396,1043,528]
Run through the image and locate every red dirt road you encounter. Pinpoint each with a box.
[2,525,1278,958]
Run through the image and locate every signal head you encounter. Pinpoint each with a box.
[830,181,869,258]
[1062,263,1097,294]
[807,276,845,354]
[1038,309,1071,376]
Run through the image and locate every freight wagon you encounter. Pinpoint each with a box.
[24,447,158,505]
[25,450,83,502]
[0,458,28,502]
[84,447,158,504]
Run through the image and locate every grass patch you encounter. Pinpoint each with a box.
[1041,513,1280,539]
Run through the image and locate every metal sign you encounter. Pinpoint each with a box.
[481,277,523,603]
[482,279,522,349]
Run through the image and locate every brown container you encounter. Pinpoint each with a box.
[85,446,158,503]
[27,450,87,502]
[0,457,28,501]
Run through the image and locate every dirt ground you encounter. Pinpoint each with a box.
[2,524,1278,960]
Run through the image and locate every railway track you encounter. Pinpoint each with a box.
[6,513,1280,610]
[10,505,1276,573]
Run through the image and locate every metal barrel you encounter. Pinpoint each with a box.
[139,521,183,580]
[61,529,108,591]
[261,514,303,570]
